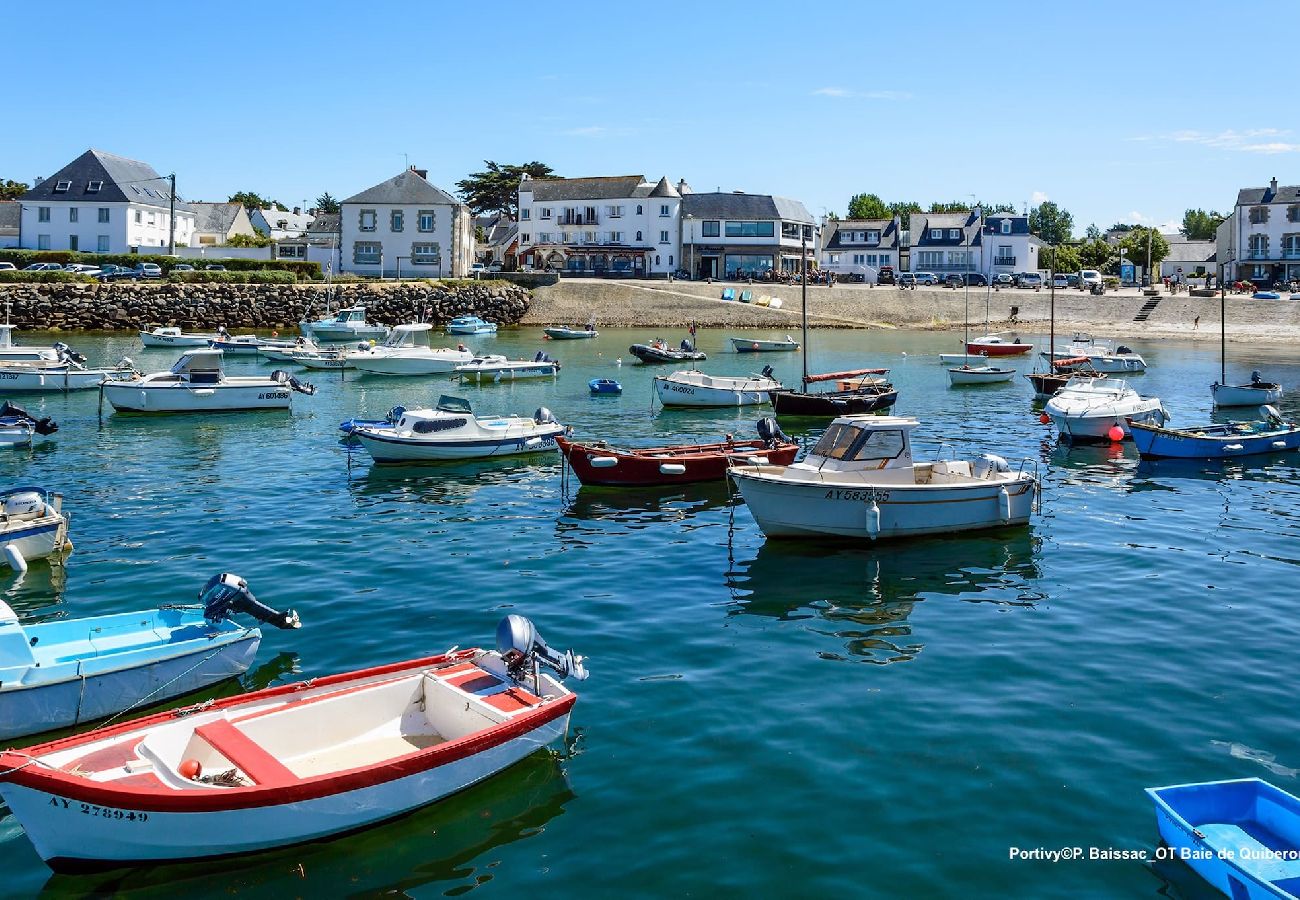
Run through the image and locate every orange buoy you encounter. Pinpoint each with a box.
[1107,425,1125,442]
[1038,413,1050,424]
[752,342,760,351]
[179,758,203,780]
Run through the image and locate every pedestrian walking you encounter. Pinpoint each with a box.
[1193,316,1200,331]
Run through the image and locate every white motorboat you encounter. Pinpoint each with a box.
[456,354,560,383]
[947,365,1016,385]
[1043,376,1166,441]
[0,344,138,392]
[730,336,800,353]
[1041,334,1147,374]
[139,326,221,348]
[350,324,476,376]
[939,353,990,366]
[291,347,355,370]
[1212,374,1283,408]
[0,325,63,363]
[352,395,567,463]
[300,305,389,342]
[654,367,782,408]
[258,337,321,363]
[0,487,70,570]
[101,349,316,413]
[0,402,58,447]
[728,414,1036,540]
[209,335,295,355]
[964,333,1033,357]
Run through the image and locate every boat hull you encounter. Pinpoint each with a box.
[446,326,497,335]
[351,355,469,376]
[1212,382,1283,407]
[1129,421,1300,458]
[654,376,778,408]
[730,468,1035,540]
[544,328,596,340]
[1047,403,1164,441]
[628,344,707,364]
[0,367,124,392]
[302,324,389,342]
[947,367,1015,385]
[0,513,70,568]
[102,382,294,412]
[458,364,558,383]
[965,343,1032,356]
[770,388,897,417]
[1024,372,1071,399]
[730,339,799,353]
[139,332,214,348]
[557,435,798,486]
[354,424,565,462]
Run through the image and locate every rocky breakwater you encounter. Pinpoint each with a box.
[0,281,532,331]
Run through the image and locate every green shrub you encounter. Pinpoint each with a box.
[0,270,95,284]
[167,270,296,285]
[0,249,321,281]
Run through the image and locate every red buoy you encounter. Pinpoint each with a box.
[1039,413,1050,425]
[179,758,203,780]
[1107,425,1125,442]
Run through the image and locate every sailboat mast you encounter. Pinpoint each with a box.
[1220,287,1226,386]
[1049,243,1056,370]
[801,230,809,386]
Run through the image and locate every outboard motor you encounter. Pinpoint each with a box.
[200,573,300,630]
[0,402,56,435]
[496,614,587,682]
[1252,370,1263,384]
[1116,345,1133,355]
[271,370,317,395]
[972,453,1011,480]
[2,491,47,521]
[534,406,557,425]
[387,405,406,425]
[680,338,693,352]
[1261,404,1284,427]
[756,416,787,448]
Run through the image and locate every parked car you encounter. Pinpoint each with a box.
[1019,273,1043,290]
[897,272,918,288]
[0,262,14,272]
[964,273,988,287]
[992,273,1015,288]
[876,265,895,285]
[23,263,64,272]
[172,264,195,272]
[204,264,226,272]
[468,263,486,276]
[1079,269,1102,291]
[943,274,964,288]
[1052,274,1069,289]
[1065,273,1080,288]
[96,265,140,281]
[63,264,103,275]
[132,263,163,279]
[913,272,939,285]
[487,263,503,273]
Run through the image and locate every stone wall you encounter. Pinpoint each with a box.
[0,282,532,331]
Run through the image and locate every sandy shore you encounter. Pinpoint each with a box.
[522,279,1300,343]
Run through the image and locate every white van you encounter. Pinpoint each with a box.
[1079,270,1102,290]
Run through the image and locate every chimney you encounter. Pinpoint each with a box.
[412,167,428,180]
[292,206,301,216]
[308,208,318,217]
[1271,176,1279,192]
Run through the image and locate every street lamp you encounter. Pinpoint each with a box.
[684,214,695,280]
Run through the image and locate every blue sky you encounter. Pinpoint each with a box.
[7,0,1296,234]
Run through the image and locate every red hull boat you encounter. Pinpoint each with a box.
[965,334,1033,356]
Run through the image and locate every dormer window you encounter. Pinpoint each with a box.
[53,180,71,193]
[949,229,961,239]
[86,180,102,193]
[1001,220,1012,234]
[930,229,943,239]
[866,230,880,243]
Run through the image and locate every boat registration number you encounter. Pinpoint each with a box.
[665,384,695,394]
[0,373,21,380]
[258,391,290,400]
[49,797,149,822]
[825,488,890,502]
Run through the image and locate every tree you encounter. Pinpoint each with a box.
[1084,223,1102,241]
[1040,244,1082,274]
[1107,222,1135,234]
[1119,226,1170,273]
[846,193,889,220]
[1028,201,1073,244]
[225,232,273,248]
[928,201,970,213]
[314,192,340,214]
[1078,239,1113,270]
[1180,208,1225,241]
[887,201,923,229]
[0,179,27,201]
[456,161,557,216]
[228,191,278,211]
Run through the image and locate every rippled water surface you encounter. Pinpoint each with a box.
[3,323,1300,898]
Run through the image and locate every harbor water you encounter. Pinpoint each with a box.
[2,323,1299,898]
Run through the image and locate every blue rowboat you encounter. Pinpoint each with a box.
[0,574,299,741]
[1129,407,1300,459]
[589,378,622,395]
[339,406,406,436]
[447,316,498,335]
[1147,778,1300,899]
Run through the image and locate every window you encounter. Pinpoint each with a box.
[1282,234,1300,257]
[521,233,531,243]
[635,230,643,242]
[135,210,142,224]
[37,207,50,222]
[69,235,78,251]
[1249,206,1269,224]
[607,205,623,217]
[86,180,102,193]
[353,241,381,264]
[853,254,866,265]
[37,234,50,250]
[1248,234,1268,258]
[411,242,441,265]
[97,235,109,252]
[723,253,774,278]
[724,221,775,238]
[98,208,110,223]
[584,231,596,243]
[660,230,669,243]
[813,424,905,462]
[610,231,623,243]
[930,229,942,239]
[54,180,71,193]
[916,250,944,267]
[702,220,720,237]
[359,209,377,231]
[68,208,78,223]
[1289,205,1300,223]
[949,229,961,239]
[521,208,531,220]
[636,205,643,215]
[539,208,550,219]
[585,206,598,222]
[390,210,404,232]
[948,250,971,266]
[199,235,216,245]
[418,210,434,231]
[782,222,800,239]
[147,212,156,226]
[828,253,840,264]
[866,229,880,243]
[277,244,304,258]
[1001,219,1012,234]
[669,255,673,266]
[659,204,670,216]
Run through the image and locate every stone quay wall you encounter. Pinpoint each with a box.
[0,281,532,332]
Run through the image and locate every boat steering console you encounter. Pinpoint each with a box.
[496,614,587,682]
[200,573,301,630]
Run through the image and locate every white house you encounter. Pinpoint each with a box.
[906,210,1041,276]
[340,166,473,277]
[1217,177,1300,285]
[820,217,900,280]
[18,148,194,254]
[189,202,257,246]
[516,174,683,277]
[680,191,815,280]
[1160,235,1215,280]
[979,212,1042,277]
[250,207,312,241]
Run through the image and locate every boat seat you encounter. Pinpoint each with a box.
[1196,822,1300,882]
[193,719,296,786]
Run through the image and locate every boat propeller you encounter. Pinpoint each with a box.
[496,614,587,682]
[756,416,787,447]
[200,573,301,630]
[271,370,317,396]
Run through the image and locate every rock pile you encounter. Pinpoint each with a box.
[0,282,531,331]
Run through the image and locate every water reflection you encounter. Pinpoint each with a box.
[346,454,560,508]
[728,531,1042,665]
[557,483,734,541]
[38,753,575,898]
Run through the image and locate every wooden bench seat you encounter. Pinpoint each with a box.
[193,719,296,786]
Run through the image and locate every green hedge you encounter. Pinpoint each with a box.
[0,249,320,280]
[0,271,96,284]
[167,270,297,285]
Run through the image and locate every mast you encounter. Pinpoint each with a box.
[801,229,809,386]
[1049,244,1056,372]
[1220,287,1226,386]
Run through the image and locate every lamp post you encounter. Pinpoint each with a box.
[684,214,695,280]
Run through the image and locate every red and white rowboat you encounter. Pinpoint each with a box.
[0,616,586,872]
[964,334,1033,356]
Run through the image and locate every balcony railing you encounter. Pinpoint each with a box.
[993,256,1016,266]
[1246,250,1269,259]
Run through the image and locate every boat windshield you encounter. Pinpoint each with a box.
[435,395,473,414]
[813,424,906,463]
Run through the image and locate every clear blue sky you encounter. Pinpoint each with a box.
[7,0,1296,234]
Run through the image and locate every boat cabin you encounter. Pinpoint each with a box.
[379,323,433,349]
[169,349,225,384]
[807,415,917,472]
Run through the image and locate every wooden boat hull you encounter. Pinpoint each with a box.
[628,344,707,364]
[1129,420,1300,458]
[770,388,897,417]
[947,367,1015,385]
[730,338,799,353]
[557,435,798,486]
[1212,382,1283,407]
[965,342,1032,356]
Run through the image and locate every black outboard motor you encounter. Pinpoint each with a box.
[271,370,317,395]
[756,416,787,447]
[201,573,300,630]
[496,614,587,682]
[1116,345,1133,355]
[1252,370,1263,384]
[761,364,774,379]
[52,342,87,366]
[680,338,692,352]
[0,401,57,435]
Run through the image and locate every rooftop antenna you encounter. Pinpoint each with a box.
[402,152,410,170]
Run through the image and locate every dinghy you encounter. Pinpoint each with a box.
[0,487,70,570]
[947,365,1016,385]
[588,378,622,395]
[0,401,58,446]
[0,615,584,872]
[139,326,220,349]
[653,367,782,407]
[0,573,299,742]
[544,325,598,340]
[300,305,389,342]
[730,336,800,353]
[351,395,567,463]
[1128,405,1300,459]
[1212,372,1283,408]
[629,338,707,364]
[446,316,497,335]
[101,350,316,413]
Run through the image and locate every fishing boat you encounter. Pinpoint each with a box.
[0,487,70,571]
[101,350,316,413]
[1213,290,1284,407]
[300,305,389,342]
[653,367,782,408]
[728,414,1036,540]
[1146,778,1300,900]
[730,336,800,353]
[947,281,1019,385]
[588,378,622,395]
[258,337,321,363]
[209,335,298,356]
[1041,334,1147,373]
[0,614,584,872]
[1128,405,1300,459]
[964,333,1033,356]
[0,357,137,393]
[455,353,560,383]
[139,326,221,349]
[544,325,597,340]
[351,395,566,463]
[350,324,476,376]
[628,338,707,364]
[1042,376,1166,441]
[0,401,58,447]
[446,316,497,335]
[939,353,991,366]
[557,417,798,487]
[290,347,356,370]
[0,573,299,742]
[947,364,1016,385]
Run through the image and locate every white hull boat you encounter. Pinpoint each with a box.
[543,326,597,340]
[210,336,297,356]
[102,349,316,413]
[0,361,137,392]
[349,323,476,376]
[939,353,990,366]
[139,327,220,348]
[456,355,560,382]
[0,615,584,872]
[730,336,800,353]
[353,396,566,463]
[258,339,321,363]
[1212,376,1283,408]
[1042,335,1146,374]
[654,368,782,407]
[1044,376,1166,441]
[0,324,63,363]
[300,306,389,342]
[0,488,70,570]
[947,365,1016,385]
[729,415,1036,540]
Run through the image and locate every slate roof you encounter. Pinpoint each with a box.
[1162,237,1216,263]
[1236,184,1300,205]
[912,210,982,247]
[823,218,899,250]
[343,169,463,206]
[648,176,680,199]
[21,148,187,210]
[189,202,244,234]
[520,175,650,202]
[682,192,814,224]
[0,201,19,232]
[983,213,1031,236]
[254,208,313,234]
[307,213,340,234]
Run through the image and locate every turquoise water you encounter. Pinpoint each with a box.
[1,323,1299,898]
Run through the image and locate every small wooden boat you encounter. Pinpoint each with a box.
[1129,406,1300,459]
[0,615,584,872]
[589,378,622,395]
[0,573,299,742]
[557,418,798,486]
[0,401,58,446]
[102,350,316,413]
[769,368,897,417]
[730,336,799,353]
[653,367,782,408]
[1147,778,1300,900]
[456,353,560,383]
[139,326,219,349]
[352,395,566,463]
[947,365,1016,385]
[1213,373,1283,407]
[628,338,707,364]
[0,487,69,570]
[965,333,1032,356]
[544,325,597,340]
[446,316,497,335]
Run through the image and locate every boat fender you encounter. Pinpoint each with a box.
[179,758,203,780]
[999,488,1012,522]
[2,543,27,573]
[866,502,880,540]
[659,463,687,475]
[589,456,619,468]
